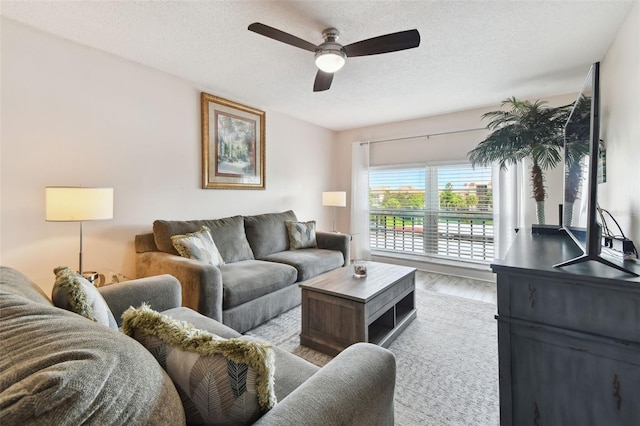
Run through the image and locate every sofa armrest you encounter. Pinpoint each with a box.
[316,232,350,266]
[255,343,396,426]
[99,275,181,327]
[136,251,224,322]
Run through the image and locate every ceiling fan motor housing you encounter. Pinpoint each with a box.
[315,28,347,72]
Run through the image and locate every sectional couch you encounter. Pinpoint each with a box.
[135,210,350,332]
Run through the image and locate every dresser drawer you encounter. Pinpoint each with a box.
[507,320,640,426]
[500,273,640,342]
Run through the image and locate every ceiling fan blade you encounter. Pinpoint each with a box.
[248,23,318,52]
[343,29,420,57]
[313,71,334,92]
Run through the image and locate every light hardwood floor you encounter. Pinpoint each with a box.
[416,269,497,304]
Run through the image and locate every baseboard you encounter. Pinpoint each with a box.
[371,253,495,282]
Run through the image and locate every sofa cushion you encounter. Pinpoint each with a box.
[154,215,254,263]
[244,210,297,259]
[285,220,317,250]
[0,289,185,425]
[262,249,345,281]
[171,225,225,266]
[51,266,118,329]
[220,260,297,309]
[122,304,277,424]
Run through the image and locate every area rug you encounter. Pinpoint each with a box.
[245,287,499,425]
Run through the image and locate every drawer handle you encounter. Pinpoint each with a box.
[613,374,622,411]
[528,284,536,308]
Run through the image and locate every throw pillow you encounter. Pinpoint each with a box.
[122,304,277,425]
[51,266,118,329]
[285,220,317,250]
[171,226,225,267]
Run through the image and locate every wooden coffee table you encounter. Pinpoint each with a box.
[299,261,416,356]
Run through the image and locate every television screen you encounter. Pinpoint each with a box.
[562,68,593,246]
[556,62,637,276]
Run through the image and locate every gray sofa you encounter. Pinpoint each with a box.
[0,266,396,425]
[135,210,350,332]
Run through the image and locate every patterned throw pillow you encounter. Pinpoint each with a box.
[285,220,317,250]
[171,226,225,267]
[51,266,118,329]
[122,304,277,425]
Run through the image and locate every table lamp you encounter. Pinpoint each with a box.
[322,191,346,232]
[46,186,114,274]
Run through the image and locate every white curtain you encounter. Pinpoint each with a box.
[492,162,525,259]
[350,141,371,260]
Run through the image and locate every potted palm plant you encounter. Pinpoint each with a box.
[467,97,571,224]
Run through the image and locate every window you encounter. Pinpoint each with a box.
[369,163,494,263]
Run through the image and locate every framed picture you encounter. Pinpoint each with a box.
[201,92,265,189]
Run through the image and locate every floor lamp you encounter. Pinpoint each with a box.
[322,191,346,232]
[46,186,114,274]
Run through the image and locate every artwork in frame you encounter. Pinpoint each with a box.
[201,92,265,189]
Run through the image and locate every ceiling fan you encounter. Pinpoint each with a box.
[248,23,421,92]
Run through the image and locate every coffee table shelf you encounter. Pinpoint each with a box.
[299,262,416,356]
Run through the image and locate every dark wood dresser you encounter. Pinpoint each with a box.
[491,231,640,426]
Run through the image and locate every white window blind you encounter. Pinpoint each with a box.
[369,163,494,263]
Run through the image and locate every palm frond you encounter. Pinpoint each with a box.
[469,95,575,177]
[468,127,528,170]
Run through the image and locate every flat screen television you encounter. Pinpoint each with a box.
[555,62,637,275]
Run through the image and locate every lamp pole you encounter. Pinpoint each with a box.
[78,221,83,273]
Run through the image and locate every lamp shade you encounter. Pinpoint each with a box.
[46,187,114,221]
[322,191,347,207]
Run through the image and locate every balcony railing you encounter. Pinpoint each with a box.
[369,208,494,262]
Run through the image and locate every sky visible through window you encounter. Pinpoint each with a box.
[370,166,491,190]
[369,168,424,188]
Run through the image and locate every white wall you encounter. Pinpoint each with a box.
[0,19,336,294]
[600,0,640,247]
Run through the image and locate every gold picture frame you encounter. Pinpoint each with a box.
[201,92,265,189]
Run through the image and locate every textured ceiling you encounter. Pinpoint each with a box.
[1,1,635,131]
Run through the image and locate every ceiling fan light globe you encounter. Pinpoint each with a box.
[315,51,346,73]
